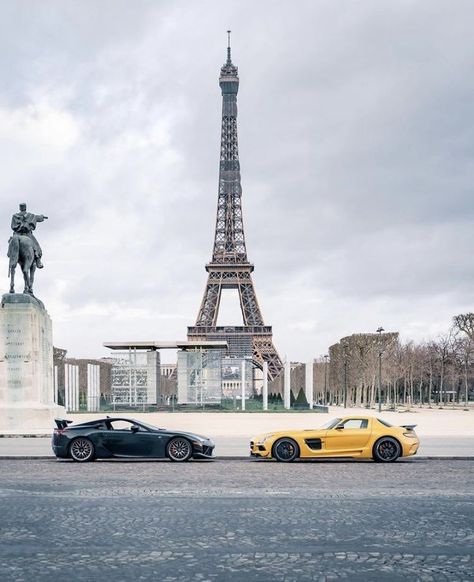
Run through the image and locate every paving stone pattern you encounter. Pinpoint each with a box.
[0,459,472,581]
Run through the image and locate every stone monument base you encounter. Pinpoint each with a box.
[0,403,66,433]
[0,293,66,433]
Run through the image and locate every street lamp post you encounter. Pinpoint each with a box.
[342,343,348,409]
[324,354,329,405]
[376,327,384,413]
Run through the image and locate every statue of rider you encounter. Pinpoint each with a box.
[9,203,48,268]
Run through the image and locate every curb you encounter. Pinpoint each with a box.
[0,435,50,438]
[0,456,473,461]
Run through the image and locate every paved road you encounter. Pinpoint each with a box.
[0,459,472,581]
[0,435,473,458]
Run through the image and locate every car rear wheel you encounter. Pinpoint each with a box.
[272,438,299,462]
[373,437,401,462]
[167,437,193,462]
[70,438,95,462]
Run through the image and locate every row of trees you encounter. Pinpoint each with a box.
[325,313,474,408]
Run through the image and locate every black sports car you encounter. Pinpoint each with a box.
[52,417,215,462]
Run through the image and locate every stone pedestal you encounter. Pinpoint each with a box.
[0,293,65,432]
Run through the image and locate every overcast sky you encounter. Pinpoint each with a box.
[0,1,473,362]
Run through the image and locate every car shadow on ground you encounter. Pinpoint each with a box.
[52,456,423,464]
[250,457,420,464]
[54,457,215,463]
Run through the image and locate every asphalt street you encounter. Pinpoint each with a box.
[0,459,472,581]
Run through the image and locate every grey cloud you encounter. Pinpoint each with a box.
[0,0,472,360]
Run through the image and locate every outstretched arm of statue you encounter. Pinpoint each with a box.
[35,215,48,221]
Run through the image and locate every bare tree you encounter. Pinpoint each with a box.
[433,331,456,405]
[329,332,398,408]
[453,313,474,339]
[453,313,474,406]
[325,315,474,410]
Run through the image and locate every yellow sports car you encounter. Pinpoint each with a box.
[250,416,419,462]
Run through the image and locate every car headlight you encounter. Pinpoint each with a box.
[256,434,275,445]
[192,438,212,446]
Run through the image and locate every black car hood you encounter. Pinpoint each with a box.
[166,430,213,442]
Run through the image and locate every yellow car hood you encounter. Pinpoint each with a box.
[251,428,326,442]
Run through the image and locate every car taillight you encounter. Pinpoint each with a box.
[403,432,417,438]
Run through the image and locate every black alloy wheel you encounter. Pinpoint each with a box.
[373,437,401,462]
[70,438,95,462]
[167,437,193,462]
[272,438,299,462]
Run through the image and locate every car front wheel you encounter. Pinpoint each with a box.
[373,437,401,462]
[167,437,193,462]
[70,438,95,462]
[272,438,299,462]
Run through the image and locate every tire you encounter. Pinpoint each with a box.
[272,438,299,462]
[372,437,401,463]
[70,437,95,462]
[167,437,193,462]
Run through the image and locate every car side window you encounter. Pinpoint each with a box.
[108,420,137,431]
[341,419,369,429]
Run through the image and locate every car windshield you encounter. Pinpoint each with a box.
[132,420,164,432]
[319,418,342,429]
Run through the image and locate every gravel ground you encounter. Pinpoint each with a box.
[0,459,472,581]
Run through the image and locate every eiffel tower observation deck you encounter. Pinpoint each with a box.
[188,33,283,380]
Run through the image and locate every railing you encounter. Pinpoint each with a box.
[188,325,273,335]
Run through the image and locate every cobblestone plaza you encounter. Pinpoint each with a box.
[0,459,472,581]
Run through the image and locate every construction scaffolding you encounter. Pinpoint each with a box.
[177,349,222,405]
[109,349,160,406]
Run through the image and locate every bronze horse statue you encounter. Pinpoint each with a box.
[8,234,37,294]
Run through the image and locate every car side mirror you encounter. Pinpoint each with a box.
[335,424,344,430]
[131,425,140,433]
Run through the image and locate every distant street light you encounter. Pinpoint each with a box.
[376,327,384,413]
[324,354,329,405]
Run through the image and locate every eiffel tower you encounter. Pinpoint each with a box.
[188,33,283,380]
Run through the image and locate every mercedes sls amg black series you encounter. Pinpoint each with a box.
[52,417,215,462]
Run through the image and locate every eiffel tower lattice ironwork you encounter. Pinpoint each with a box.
[188,33,283,380]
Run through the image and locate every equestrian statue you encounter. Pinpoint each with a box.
[7,203,48,295]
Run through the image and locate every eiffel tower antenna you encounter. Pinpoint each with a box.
[188,33,283,380]
[227,30,232,64]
